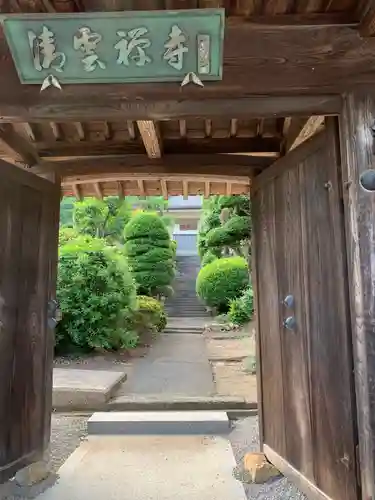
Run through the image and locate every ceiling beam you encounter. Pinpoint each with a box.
[37,137,280,158]
[287,116,325,151]
[31,153,271,177]
[0,95,342,123]
[182,180,189,200]
[160,179,168,200]
[0,124,39,167]
[93,182,103,199]
[136,120,163,159]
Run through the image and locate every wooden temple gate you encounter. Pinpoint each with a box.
[1,2,375,500]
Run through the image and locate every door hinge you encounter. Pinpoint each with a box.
[355,444,361,487]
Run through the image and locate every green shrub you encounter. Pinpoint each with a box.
[206,216,250,248]
[56,236,138,353]
[201,251,218,267]
[136,296,167,332]
[124,212,175,296]
[124,212,170,241]
[171,240,177,259]
[228,286,254,325]
[196,257,249,312]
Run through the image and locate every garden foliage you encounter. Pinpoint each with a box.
[228,286,254,325]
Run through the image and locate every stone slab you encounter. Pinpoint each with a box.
[38,435,246,500]
[87,411,230,435]
[53,368,126,410]
[108,394,257,411]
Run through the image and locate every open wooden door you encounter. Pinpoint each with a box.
[0,161,60,483]
[252,120,360,500]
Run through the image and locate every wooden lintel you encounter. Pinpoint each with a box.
[241,12,357,28]
[72,183,82,200]
[160,179,168,200]
[38,137,280,158]
[0,96,342,123]
[287,116,325,151]
[0,124,39,167]
[93,182,103,199]
[182,180,189,200]
[137,120,162,159]
[31,153,267,178]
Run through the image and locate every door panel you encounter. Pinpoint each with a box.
[274,167,314,481]
[0,162,60,483]
[252,125,358,500]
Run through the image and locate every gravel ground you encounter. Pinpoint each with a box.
[229,416,307,500]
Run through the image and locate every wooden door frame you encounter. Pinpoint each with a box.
[251,114,369,500]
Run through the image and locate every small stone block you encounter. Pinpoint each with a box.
[242,452,281,484]
[88,411,230,435]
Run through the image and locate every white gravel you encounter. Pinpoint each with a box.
[229,416,307,500]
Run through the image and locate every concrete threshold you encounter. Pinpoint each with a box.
[87,411,230,435]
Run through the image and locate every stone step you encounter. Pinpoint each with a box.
[87,411,230,435]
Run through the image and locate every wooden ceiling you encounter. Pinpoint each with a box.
[0,0,372,198]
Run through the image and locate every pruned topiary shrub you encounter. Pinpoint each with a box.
[124,212,175,296]
[196,256,249,312]
[136,296,167,332]
[201,250,219,267]
[228,286,254,326]
[56,236,138,353]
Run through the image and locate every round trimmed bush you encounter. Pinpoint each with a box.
[56,236,138,353]
[196,256,249,312]
[206,215,250,248]
[124,212,170,241]
[228,286,254,325]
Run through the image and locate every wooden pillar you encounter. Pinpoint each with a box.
[339,92,375,500]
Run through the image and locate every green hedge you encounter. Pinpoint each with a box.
[56,237,138,353]
[124,212,170,241]
[196,256,249,312]
[228,286,254,325]
[206,215,250,248]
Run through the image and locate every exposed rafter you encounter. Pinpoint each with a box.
[160,179,168,200]
[287,116,325,151]
[137,120,163,159]
[93,182,103,199]
[72,183,82,200]
[0,124,39,167]
[357,0,375,36]
[182,180,189,200]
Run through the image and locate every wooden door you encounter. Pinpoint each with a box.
[252,122,359,500]
[0,161,60,483]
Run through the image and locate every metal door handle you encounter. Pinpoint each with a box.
[283,316,297,331]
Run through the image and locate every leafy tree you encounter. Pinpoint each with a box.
[124,212,175,296]
[73,197,132,244]
[60,197,75,227]
[198,195,251,261]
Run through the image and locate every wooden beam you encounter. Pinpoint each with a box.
[137,120,162,159]
[93,182,103,199]
[31,153,270,178]
[103,122,112,140]
[41,0,56,12]
[0,95,342,123]
[182,180,189,200]
[23,123,36,142]
[137,179,145,198]
[127,121,136,140]
[37,137,281,158]
[160,179,168,200]
[0,124,39,167]
[242,13,358,28]
[179,120,187,138]
[204,181,211,198]
[357,0,375,36]
[117,180,124,199]
[74,122,85,141]
[50,122,62,141]
[287,116,325,151]
[72,183,82,200]
[204,120,212,138]
[226,182,232,196]
[230,119,238,137]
